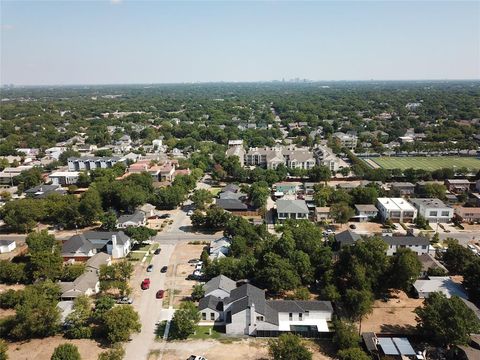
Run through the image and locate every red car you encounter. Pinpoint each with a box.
[156,290,165,299]
[141,278,151,290]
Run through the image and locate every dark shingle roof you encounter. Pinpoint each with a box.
[62,231,130,255]
[226,284,267,315]
[215,198,248,211]
[117,211,145,225]
[381,235,429,246]
[204,275,237,295]
[266,300,333,313]
[335,230,362,246]
[198,295,223,311]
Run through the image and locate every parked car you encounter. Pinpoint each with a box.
[147,264,154,272]
[154,248,161,255]
[156,290,165,299]
[188,356,207,360]
[141,278,150,290]
[116,296,133,304]
[161,266,168,273]
[188,258,200,264]
[159,214,171,219]
[187,210,194,216]
[349,224,357,229]
[194,264,203,271]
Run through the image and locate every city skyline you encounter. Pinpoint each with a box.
[1,0,479,85]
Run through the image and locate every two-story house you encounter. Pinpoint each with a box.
[410,198,453,223]
[376,198,417,223]
[276,199,309,222]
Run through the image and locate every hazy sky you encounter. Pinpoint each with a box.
[1,1,479,85]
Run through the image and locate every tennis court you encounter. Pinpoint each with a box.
[365,156,480,171]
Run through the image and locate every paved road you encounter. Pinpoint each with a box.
[124,243,175,360]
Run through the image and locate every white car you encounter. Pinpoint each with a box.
[188,356,207,360]
[187,210,194,216]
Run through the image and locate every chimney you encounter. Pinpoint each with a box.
[111,234,117,247]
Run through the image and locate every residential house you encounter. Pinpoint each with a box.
[62,231,131,260]
[209,237,231,260]
[25,184,67,199]
[376,198,417,223]
[59,253,111,300]
[198,276,333,336]
[334,230,362,249]
[0,240,16,254]
[273,182,298,196]
[455,207,480,223]
[137,203,157,218]
[382,235,430,256]
[390,182,415,196]
[215,198,249,213]
[67,156,123,171]
[417,253,447,277]
[0,165,34,185]
[158,161,176,181]
[314,207,331,222]
[445,179,471,193]
[276,199,309,222]
[49,171,80,186]
[303,182,318,195]
[117,210,147,229]
[354,204,378,222]
[410,198,453,223]
[332,132,357,149]
[413,276,468,299]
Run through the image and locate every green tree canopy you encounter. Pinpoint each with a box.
[51,344,81,360]
[268,333,312,360]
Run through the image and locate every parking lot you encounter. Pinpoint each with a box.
[163,243,206,308]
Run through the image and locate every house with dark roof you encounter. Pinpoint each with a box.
[62,231,131,260]
[198,275,333,336]
[276,199,309,222]
[25,184,67,199]
[354,204,378,222]
[215,198,249,212]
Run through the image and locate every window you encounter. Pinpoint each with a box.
[289,313,293,321]
[429,211,438,217]
[441,211,450,217]
[305,311,309,317]
[256,316,264,321]
[210,313,215,320]
[422,245,427,249]
[202,313,206,320]
[299,313,303,321]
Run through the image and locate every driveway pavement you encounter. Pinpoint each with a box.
[124,243,175,360]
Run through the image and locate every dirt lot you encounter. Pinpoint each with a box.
[150,339,335,360]
[360,290,423,334]
[164,243,205,308]
[7,336,107,360]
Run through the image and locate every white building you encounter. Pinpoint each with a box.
[332,132,358,149]
[382,235,430,256]
[413,276,468,299]
[49,171,80,186]
[61,231,131,260]
[313,145,341,172]
[410,198,453,223]
[0,240,16,254]
[376,197,417,223]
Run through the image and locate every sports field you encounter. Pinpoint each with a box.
[365,156,480,171]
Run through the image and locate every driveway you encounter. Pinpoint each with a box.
[124,244,175,360]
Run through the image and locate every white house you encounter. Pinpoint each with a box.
[354,204,379,222]
[413,276,468,299]
[49,171,80,186]
[61,231,131,260]
[382,235,430,256]
[0,240,16,254]
[376,197,417,223]
[198,276,333,336]
[409,198,453,223]
[209,237,231,260]
[117,210,146,229]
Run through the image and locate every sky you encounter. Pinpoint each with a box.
[1,0,479,85]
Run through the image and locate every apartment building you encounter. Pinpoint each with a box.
[332,132,358,150]
[410,198,453,223]
[67,157,123,171]
[242,146,316,170]
[376,197,417,223]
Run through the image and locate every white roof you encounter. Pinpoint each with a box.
[377,198,416,212]
[413,276,468,299]
[50,171,80,177]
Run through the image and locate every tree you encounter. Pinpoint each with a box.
[97,346,124,360]
[59,149,81,165]
[388,248,422,291]
[1,198,44,233]
[101,305,141,343]
[0,260,26,284]
[415,292,480,347]
[124,226,157,246]
[415,214,428,229]
[256,253,301,293]
[99,261,133,297]
[442,241,476,274]
[463,259,480,303]
[26,230,57,253]
[333,320,360,350]
[308,165,331,183]
[248,182,270,209]
[268,333,312,360]
[190,189,213,210]
[169,301,200,340]
[0,339,7,360]
[78,189,103,226]
[28,250,63,280]
[51,344,81,360]
[344,288,374,321]
[100,210,118,231]
[94,296,115,320]
[330,202,354,225]
[337,347,370,360]
[65,296,92,339]
[191,284,205,301]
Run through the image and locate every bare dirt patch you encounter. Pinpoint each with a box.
[150,338,334,360]
[360,290,423,334]
[7,336,106,360]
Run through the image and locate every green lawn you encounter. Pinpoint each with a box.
[127,252,146,261]
[209,187,222,196]
[366,156,480,171]
[188,325,222,340]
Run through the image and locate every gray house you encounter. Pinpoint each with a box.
[62,231,131,260]
[198,275,333,336]
[276,199,309,222]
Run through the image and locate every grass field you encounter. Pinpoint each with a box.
[366,156,480,171]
